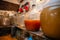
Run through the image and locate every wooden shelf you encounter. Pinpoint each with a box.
[0,1,19,11]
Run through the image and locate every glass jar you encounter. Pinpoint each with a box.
[24,9,40,31]
[40,0,60,39]
[0,11,17,40]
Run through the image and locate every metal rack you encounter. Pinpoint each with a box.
[14,26,50,40]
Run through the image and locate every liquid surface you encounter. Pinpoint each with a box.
[24,20,40,31]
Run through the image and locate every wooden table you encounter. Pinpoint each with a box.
[0,34,17,40]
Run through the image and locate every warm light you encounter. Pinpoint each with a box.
[36,0,41,4]
[36,0,50,4]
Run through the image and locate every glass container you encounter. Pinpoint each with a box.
[40,0,60,39]
[24,9,40,31]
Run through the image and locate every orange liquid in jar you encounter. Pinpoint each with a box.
[24,20,40,31]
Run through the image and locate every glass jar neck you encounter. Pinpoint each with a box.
[43,0,60,8]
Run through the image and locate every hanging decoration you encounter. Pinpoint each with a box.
[18,0,36,14]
